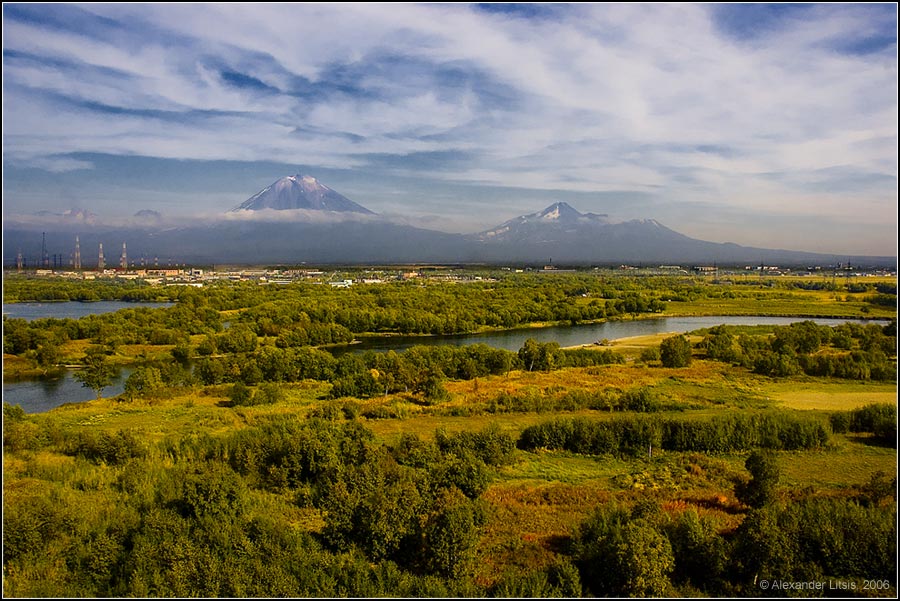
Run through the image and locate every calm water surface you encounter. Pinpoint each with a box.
[3,315,888,414]
[3,300,173,321]
[4,368,132,414]
[330,315,889,355]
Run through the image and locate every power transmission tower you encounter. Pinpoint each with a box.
[41,232,50,268]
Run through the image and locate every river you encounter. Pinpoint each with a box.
[4,314,888,414]
[328,315,889,355]
[3,300,173,321]
[3,368,132,414]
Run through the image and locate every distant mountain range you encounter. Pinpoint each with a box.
[3,176,895,267]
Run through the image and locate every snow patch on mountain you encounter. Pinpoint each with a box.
[232,174,375,214]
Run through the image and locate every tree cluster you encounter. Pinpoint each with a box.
[829,403,897,446]
[2,414,517,596]
[700,321,896,381]
[517,412,831,456]
[571,490,896,597]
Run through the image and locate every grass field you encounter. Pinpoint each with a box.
[659,281,896,320]
[4,298,896,596]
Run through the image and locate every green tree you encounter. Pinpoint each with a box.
[518,338,560,372]
[418,370,449,404]
[229,382,253,406]
[171,342,191,364]
[124,366,164,399]
[35,341,61,367]
[575,506,674,597]
[665,509,727,590]
[659,335,692,368]
[614,520,675,597]
[197,334,217,356]
[422,487,478,578]
[218,324,258,353]
[74,346,115,400]
[735,450,780,508]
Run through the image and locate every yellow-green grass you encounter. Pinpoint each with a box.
[495,451,632,487]
[474,480,612,585]
[662,295,895,319]
[758,379,897,411]
[445,360,737,399]
[6,362,896,592]
[777,440,897,489]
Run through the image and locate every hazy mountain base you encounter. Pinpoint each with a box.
[5,216,895,266]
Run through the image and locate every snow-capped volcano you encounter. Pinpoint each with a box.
[475,201,610,242]
[232,174,375,214]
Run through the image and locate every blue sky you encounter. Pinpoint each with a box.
[2,3,897,255]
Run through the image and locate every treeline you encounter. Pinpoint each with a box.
[518,412,831,456]
[830,403,897,446]
[2,295,223,360]
[227,277,665,335]
[3,275,672,365]
[191,340,623,402]
[699,320,897,381]
[1,276,181,303]
[3,409,518,596]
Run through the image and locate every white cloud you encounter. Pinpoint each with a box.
[2,3,896,254]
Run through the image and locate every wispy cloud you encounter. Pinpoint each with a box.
[2,3,896,254]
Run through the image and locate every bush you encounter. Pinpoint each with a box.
[228,382,253,406]
[735,450,780,508]
[660,335,692,368]
[640,346,660,363]
[70,429,146,465]
[124,366,165,399]
[175,463,247,522]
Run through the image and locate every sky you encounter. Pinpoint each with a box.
[2,2,897,256]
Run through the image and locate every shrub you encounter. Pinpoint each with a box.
[660,335,692,368]
[640,346,660,363]
[70,429,146,465]
[228,382,253,406]
[735,450,780,508]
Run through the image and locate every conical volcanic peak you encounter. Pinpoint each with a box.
[538,201,583,221]
[232,174,375,214]
[475,201,610,241]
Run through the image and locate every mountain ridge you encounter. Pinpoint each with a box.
[3,177,895,267]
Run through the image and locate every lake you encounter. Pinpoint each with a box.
[2,300,173,321]
[3,315,888,414]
